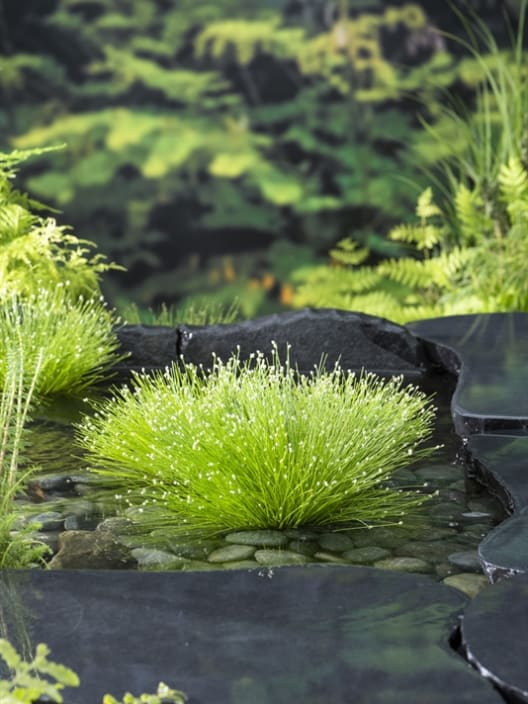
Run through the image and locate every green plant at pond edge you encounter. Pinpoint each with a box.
[0,638,186,704]
[0,148,122,302]
[77,351,437,541]
[0,638,79,703]
[0,346,50,569]
[293,1,528,322]
[0,289,125,397]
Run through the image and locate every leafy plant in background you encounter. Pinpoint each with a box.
[0,148,121,302]
[121,298,241,327]
[77,350,437,542]
[0,638,186,704]
[1,0,499,312]
[293,1,528,322]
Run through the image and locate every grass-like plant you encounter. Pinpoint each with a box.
[0,289,124,398]
[120,298,241,326]
[77,351,437,541]
[0,345,49,569]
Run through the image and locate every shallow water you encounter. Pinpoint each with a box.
[17,371,505,581]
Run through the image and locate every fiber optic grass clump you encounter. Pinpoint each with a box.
[78,351,438,540]
[0,288,124,397]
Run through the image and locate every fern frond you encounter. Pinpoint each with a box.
[0,205,37,244]
[454,183,493,243]
[329,238,369,266]
[416,187,442,219]
[389,223,442,250]
[499,157,528,221]
[378,257,436,288]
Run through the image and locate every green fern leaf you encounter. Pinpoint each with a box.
[416,187,441,219]
[499,157,528,221]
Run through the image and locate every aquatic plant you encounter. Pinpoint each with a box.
[0,289,124,397]
[0,346,49,569]
[78,351,437,541]
[0,148,121,302]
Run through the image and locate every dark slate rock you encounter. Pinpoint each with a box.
[114,324,178,372]
[180,309,427,375]
[408,313,528,434]
[467,435,528,513]
[461,574,528,702]
[478,513,528,582]
[48,530,136,570]
[4,567,502,703]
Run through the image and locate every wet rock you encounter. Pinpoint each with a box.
[478,513,528,582]
[32,531,61,554]
[48,530,136,569]
[351,527,412,550]
[28,512,64,532]
[208,545,256,563]
[288,540,319,556]
[313,552,347,563]
[114,324,178,373]
[396,541,450,563]
[283,527,322,541]
[317,533,355,552]
[436,562,455,580]
[448,551,482,573]
[443,573,489,598]
[131,548,187,570]
[163,538,222,560]
[96,517,134,534]
[374,557,433,574]
[224,530,288,548]
[254,549,311,566]
[461,574,528,701]
[64,514,99,531]
[29,474,75,492]
[221,560,260,570]
[179,309,427,375]
[342,547,391,564]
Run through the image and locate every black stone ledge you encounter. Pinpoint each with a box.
[114,308,429,379]
[407,313,528,436]
[461,574,528,703]
[0,566,503,704]
[478,510,528,583]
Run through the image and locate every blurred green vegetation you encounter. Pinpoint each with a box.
[0,0,521,315]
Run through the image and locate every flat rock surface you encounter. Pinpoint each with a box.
[180,308,427,375]
[478,512,528,581]
[461,575,528,702]
[0,567,502,704]
[467,434,528,512]
[408,313,528,433]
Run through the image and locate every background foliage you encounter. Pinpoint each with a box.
[0,0,522,316]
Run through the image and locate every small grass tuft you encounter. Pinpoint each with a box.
[77,350,438,541]
[0,288,125,397]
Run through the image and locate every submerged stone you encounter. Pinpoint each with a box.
[447,551,482,573]
[224,530,288,547]
[28,511,64,532]
[443,573,489,599]
[254,549,311,566]
[208,545,256,563]
[131,548,187,570]
[374,557,433,574]
[313,551,347,563]
[342,547,391,564]
[48,530,136,569]
[317,532,355,552]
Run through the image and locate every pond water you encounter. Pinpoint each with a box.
[17,371,505,583]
